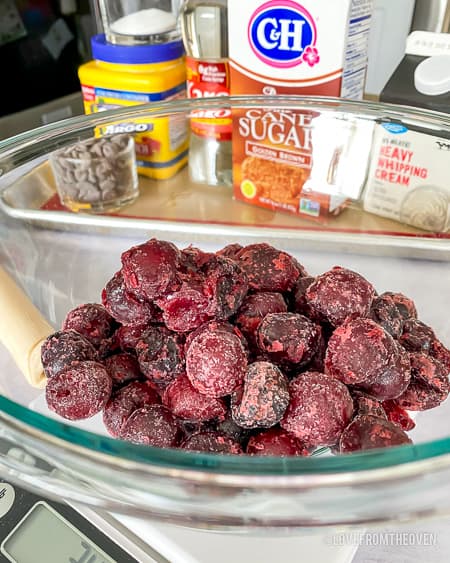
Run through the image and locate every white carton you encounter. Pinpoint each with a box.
[228,0,373,98]
[363,123,450,232]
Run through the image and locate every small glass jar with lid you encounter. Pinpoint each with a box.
[97,0,181,45]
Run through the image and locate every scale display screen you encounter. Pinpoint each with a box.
[1,501,116,563]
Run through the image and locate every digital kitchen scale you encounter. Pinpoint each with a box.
[0,480,155,563]
[0,438,167,563]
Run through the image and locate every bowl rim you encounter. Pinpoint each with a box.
[2,395,450,485]
[1,94,450,483]
[1,94,449,160]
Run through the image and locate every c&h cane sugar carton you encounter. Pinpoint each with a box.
[229,0,373,221]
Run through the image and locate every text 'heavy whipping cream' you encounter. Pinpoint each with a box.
[229,0,373,221]
[363,123,450,233]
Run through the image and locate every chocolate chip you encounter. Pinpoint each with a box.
[51,135,137,208]
[74,169,88,182]
[102,144,119,159]
[100,178,116,192]
[90,142,105,157]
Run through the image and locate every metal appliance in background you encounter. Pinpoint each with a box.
[365,0,416,96]
[412,0,450,32]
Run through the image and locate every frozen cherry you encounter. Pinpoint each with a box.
[395,352,450,411]
[236,243,301,292]
[325,318,399,385]
[181,246,214,271]
[382,400,415,431]
[291,276,315,317]
[121,239,181,301]
[308,330,328,373]
[370,294,404,339]
[305,266,375,327]
[186,329,247,397]
[136,327,185,388]
[281,372,353,448]
[181,431,243,454]
[97,335,121,361]
[357,344,411,401]
[431,339,450,371]
[235,292,287,349]
[177,420,212,437]
[121,405,180,447]
[202,255,248,319]
[351,390,387,419]
[400,319,435,353]
[103,380,160,437]
[41,330,97,379]
[257,313,320,367]
[246,428,309,456]
[115,324,151,353]
[157,280,210,333]
[215,415,253,446]
[62,303,116,347]
[339,415,411,453]
[231,361,289,429]
[162,374,227,422]
[185,321,248,355]
[102,271,156,325]
[382,291,417,320]
[216,243,243,260]
[46,361,112,420]
[105,353,142,387]
[291,256,309,278]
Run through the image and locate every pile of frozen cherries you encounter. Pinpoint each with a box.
[42,240,450,456]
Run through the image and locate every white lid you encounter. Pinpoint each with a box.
[414,55,450,96]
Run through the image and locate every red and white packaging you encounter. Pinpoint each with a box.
[229,0,374,221]
[228,0,373,98]
[186,57,232,141]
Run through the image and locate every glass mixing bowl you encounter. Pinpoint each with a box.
[0,97,449,530]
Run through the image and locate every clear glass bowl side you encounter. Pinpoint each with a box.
[0,200,449,478]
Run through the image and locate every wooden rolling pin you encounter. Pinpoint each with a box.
[0,266,54,388]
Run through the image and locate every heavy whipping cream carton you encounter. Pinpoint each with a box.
[363,123,450,233]
[229,0,373,220]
